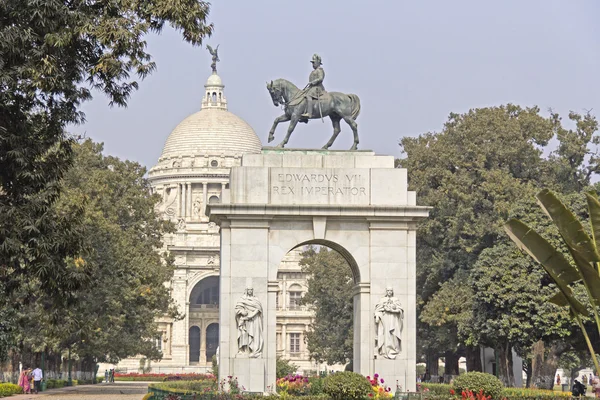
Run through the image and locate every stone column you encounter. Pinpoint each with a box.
[177,184,182,217]
[186,183,192,220]
[200,319,207,364]
[202,182,208,219]
[282,276,287,311]
[181,183,187,218]
[281,324,287,358]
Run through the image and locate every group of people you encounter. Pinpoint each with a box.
[17,366,43,394]
[559,373,600,398]
[104,369,115,383]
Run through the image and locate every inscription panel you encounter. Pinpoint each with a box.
[269,168,370,205]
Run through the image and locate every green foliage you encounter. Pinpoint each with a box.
[276,356,299,379]
[452,372,503,399]
[13,139,177,364]
[0,382,23,396]
[308,376,325,395]
[0,0,212,360]
[149,379,216,394]
[323,371,371,400]
[301,247,354,365]
[211,355,218,377]
[505,189,600,375]
[420,383,451,395]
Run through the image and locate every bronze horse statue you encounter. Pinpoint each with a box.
[266,79,361,149]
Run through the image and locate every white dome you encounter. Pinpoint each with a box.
[206,73,223,86]
[160,108,262,159]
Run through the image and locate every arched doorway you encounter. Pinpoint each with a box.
[189,276,219,365]
[189,326,200,363]
[206,323,219,360]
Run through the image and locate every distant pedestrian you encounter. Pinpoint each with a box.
[18,367,31,394]
[556,374,561,386]
[572,379,586,397]
[592,374,600,398]
[104,369,109,383]
[110,369,115,383]
[32,366,43,394]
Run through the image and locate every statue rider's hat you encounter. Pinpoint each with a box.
[310,54,322,65]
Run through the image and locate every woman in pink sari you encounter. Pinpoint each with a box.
[18,368,31,394]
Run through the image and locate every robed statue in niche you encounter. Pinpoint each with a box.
[374,287,404,359]
[235,287,264,357]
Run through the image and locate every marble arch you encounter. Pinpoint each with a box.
[209,149,429,393]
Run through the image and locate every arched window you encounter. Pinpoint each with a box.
[190,276,219,305]
[206,323,219,360]
[288,284,303,310]
[189,326,200,363]
[212,92,217,102]
[209,195,220,204]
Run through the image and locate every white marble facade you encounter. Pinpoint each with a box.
[209,150,429,392]
[113,71,328,374]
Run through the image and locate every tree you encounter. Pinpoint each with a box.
[0,0,213,355]
[505,189,600,377]
[13,139,177,367]
[399,105,599,384]
[276,356,299,379]
[300,247,354,365]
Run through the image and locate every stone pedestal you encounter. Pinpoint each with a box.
[209,149,429,393]
[232,358,266,393]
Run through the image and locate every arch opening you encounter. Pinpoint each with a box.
[206,323,219,360]
[189,326,200,363]
[291,239,360,284]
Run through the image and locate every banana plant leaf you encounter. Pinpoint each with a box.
[504,218,588,317]
[536,189,600,264]
[568,246,600,307]
[586,192,600,251]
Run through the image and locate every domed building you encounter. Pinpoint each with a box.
[113,65,324,374]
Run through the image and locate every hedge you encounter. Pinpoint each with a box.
[116,373,213,382]
[0,383,23,397]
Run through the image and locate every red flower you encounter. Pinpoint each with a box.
[450,389,455,395]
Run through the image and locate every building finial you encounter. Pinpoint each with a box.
[206,44,220,73]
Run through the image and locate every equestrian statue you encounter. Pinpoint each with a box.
[266,54,361,150]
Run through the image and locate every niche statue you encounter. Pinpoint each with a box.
[235,287,264,357]
[374,287,404,359]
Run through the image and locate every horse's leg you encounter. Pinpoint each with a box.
[342,115,359,150]
[322,116,342,149]
[268,114,290,143]
[276,115,300,148]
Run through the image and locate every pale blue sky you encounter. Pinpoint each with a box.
[76,0,600,169]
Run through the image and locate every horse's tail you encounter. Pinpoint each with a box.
[348,94,361,120]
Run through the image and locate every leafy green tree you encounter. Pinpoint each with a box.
[276,356,299,379]
[13,140,176,367]
[399,105,599,384]
[300,247,354,365]
[0,0,213,358]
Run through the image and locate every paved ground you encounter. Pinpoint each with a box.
[11,382,149,400]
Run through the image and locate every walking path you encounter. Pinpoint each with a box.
[11,381,148,400]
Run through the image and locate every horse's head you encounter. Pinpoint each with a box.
[266,80,282,107]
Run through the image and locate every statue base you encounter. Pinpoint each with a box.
[232,357,265,393]
[374,358,415,392]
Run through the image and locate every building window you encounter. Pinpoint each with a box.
[290,333,300,354]
[209,195,220,204]
[289,291,302,310]
[276,292,280,309]
[211,160,218,167]
[156,335,162,351]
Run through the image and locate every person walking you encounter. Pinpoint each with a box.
[592,374,600,398]
[18,367,31,394]
[104,369,109,383]
[31,366,43,394]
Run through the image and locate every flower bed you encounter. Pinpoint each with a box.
[420,383,575,399]
[115,373,214,382]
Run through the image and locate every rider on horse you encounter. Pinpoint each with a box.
[301,54,327,118]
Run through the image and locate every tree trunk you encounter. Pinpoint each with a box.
[496,344,515,387]
[524,358,532,388]
[530,341,563,390]
[444,350,460,376]
[426,350,439,377]
[465,345,482,372]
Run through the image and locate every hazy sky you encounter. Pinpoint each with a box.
[76,0,600,169]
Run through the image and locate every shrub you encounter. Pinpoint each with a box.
[420,383,452,395]
[276,356,299,379]
[308,376,325,395]
[501,387,572,399]
[452,372,503,399]
[0,383,23,396]
[277,374,311,396]
[323,371,371,400]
